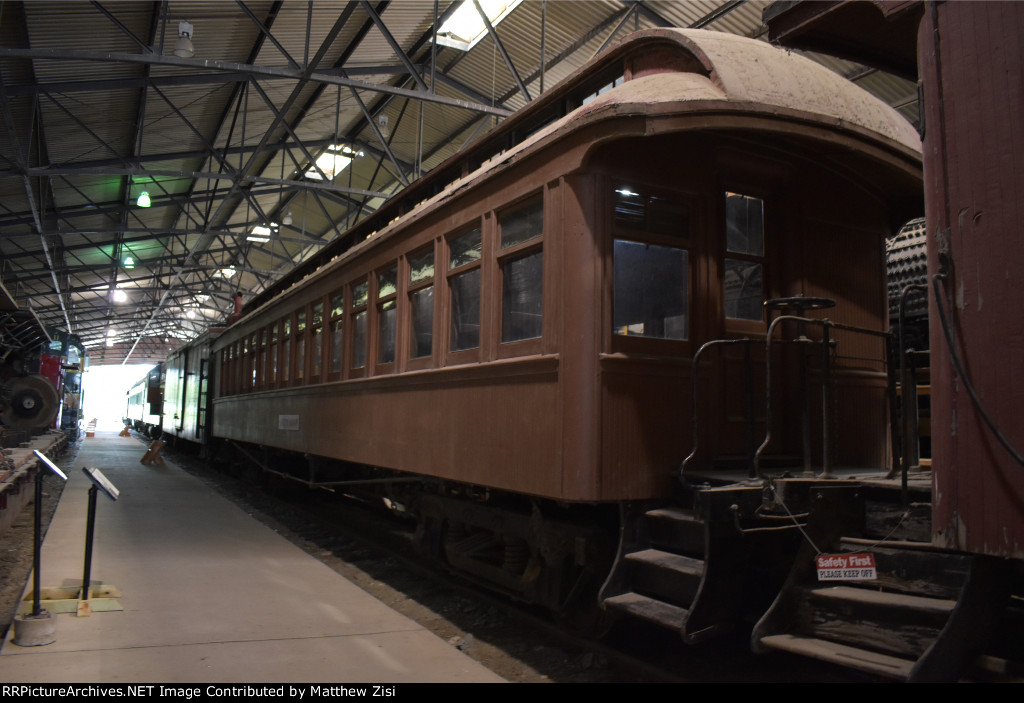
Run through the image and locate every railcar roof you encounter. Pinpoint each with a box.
[239,28,921,326]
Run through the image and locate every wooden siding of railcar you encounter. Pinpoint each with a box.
[919,3,1024,557]
[213,147,579,500]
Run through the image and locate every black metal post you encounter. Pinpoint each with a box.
[81,485,99,601]
[32,467,43,616]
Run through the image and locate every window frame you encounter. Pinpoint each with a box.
[375,262,399,374]
[608,182,695,356]
[721,189,770,333]
[309,298,325,383]
[349,277,369,378]
[495,192,545,359]
[328,289,345,381]
[445,221,485,365]
[407,243,437,371]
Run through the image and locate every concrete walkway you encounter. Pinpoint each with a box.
[0,433,504,683]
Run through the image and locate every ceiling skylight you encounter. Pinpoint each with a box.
[305,145,361,181]
[434,0,522,52]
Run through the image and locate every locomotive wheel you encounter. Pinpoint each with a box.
[1,374,59,429]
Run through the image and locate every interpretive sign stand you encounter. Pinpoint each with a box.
[11,451,68,646]
[78,466,119,616]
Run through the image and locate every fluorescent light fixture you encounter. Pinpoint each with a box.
[136,191,151,207]
[305,145,360,181]
[247,224,273,243]
[434,0,522,52]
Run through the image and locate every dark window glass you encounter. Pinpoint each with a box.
[614,240,688,340]
[352,281,369,308]
[450,268,481,351]
[614,188,690,239]
[724,259,763,320]
[409,250,434,284]
[330,292,345,318]
[500,197,543,249]
[352,310,367,368]
[725,192,764,256]
[331,321,343,373]
[379,300,397,364]
[724,192,765,321]
[378,266,398,298]
[411,286,434,358]
[450,228,482,268]
[502,250,543,342]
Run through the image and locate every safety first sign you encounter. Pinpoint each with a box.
[816,553,877,581]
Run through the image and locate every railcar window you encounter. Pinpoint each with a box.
[580,75,624,105]
[259,329,268,388]
[249,332,258,390]
[409,248,434,359]
[724,192,765,321]
[450,230,482,267]
[311,301,323,379]
[614,242,689,339]
[500,197,544,249]
[352,279,368,370]
[612,186,690,341]
[378,265,398,365]
[499,196,544,343]
[296,308,307,382]
[502,251,543,342]
[449,227,482,352]
[330,291,344,375]
[282,316,291,383]
[614,188,690,239]
[270,322,279,385]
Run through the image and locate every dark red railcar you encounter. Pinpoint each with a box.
[204,27,927,646]
[761,0,1024,681]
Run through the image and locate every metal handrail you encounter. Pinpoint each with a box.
[679,338,758,480]
[753,315,891,480]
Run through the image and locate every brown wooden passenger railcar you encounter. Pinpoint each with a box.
[210,29,921,504]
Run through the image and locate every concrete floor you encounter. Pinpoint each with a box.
[0,433,504,683]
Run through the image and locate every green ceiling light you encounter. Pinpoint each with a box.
[123,256,135,269]
[137,191,151,207]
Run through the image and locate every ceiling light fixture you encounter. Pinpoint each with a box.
[123,255,135,269]
[173,21,195,59]
[282,211,293,226]
[136,191,151,208]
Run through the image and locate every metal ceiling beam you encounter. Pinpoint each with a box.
[472,0,530,102]
[0,61,73,333]
[360,0,429,92]
[0,48,514,118]
[2,166,389,199]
